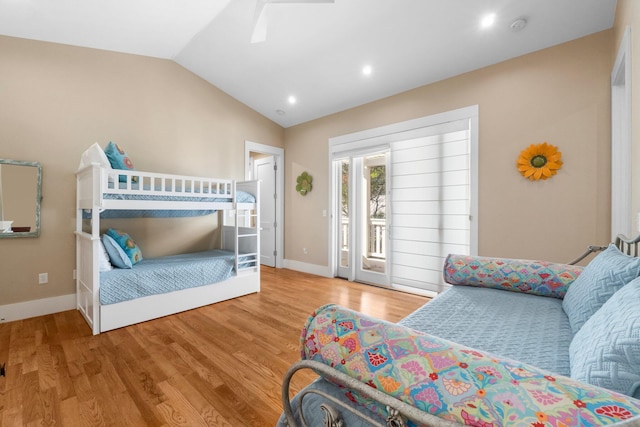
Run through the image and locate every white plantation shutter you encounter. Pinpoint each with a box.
[390,119,471,293]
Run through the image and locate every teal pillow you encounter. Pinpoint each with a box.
[570,277,640,398]
[562,244,640,334]
[101,234,132,269]
[105,228,143,265]
[104,141,136,182]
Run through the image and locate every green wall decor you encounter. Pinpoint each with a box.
[296,171,312,195]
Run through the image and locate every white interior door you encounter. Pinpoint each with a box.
[255,156,277,267]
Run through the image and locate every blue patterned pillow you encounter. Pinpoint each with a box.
[104,141,136,182]
[101,234,132,269]
[562,244,640,334]
[105,228,143,265]
[570,276,640,398]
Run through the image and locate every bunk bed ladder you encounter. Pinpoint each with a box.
[233,180,260,274]
[234,204,239,274]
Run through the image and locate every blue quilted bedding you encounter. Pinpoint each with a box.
[399,285,573,376]
[83,190,255,219]
[100,249,243,305]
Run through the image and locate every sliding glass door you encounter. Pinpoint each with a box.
[330,106,478,295]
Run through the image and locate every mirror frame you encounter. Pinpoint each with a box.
[0,159,42,239]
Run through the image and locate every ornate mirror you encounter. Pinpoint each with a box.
[0,159,42,238]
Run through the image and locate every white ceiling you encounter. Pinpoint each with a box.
[0,0,617,127]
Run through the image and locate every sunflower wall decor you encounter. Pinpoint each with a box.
[516,142,563,181]
[296,171,313,195]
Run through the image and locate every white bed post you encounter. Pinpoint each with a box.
[75,171,83,320]
[90,165,102,334]
[233,180,239,275]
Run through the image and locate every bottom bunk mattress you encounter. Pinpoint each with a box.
[99,249,249,305]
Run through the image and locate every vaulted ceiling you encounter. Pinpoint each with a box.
[0,0,617,127]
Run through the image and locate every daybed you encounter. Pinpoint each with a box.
[75,143,260,335]
[280,236,640,426]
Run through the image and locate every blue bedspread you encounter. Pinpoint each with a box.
[100,249,241,305]
[399,285,572,376]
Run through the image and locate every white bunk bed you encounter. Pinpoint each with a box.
[75,163,260,335]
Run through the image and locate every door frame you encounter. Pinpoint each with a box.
[245,141,284,268]
[611,26,632,238]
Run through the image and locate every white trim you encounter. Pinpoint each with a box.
[0,164,4,221]
[388,283,439,299]
[611,26,632,239]
[0,293,76,323]
[283,259,332,278]
[469,112,479,255]
[329,106,479,152]
[245,141,285,268]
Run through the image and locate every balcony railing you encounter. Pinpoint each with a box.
[341,217,386,259]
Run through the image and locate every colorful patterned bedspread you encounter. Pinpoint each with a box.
[300,304,640,426]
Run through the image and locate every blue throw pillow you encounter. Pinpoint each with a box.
[101,234,132,269]
[569,276,640,398]
[106,228,143,265]
[562,244,640,334]
[104,141,136,182]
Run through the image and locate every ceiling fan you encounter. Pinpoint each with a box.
[250,0,335,43]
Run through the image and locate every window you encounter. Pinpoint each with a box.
[329,106,478,294]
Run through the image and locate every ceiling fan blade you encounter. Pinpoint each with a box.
[250,0,269,43]
[250,0,334,43]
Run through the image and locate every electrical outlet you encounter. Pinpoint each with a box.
[38,273,48,285]
[303,247,308,255]
[73,269,77,280]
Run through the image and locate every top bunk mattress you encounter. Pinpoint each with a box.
[83,188,256,218]
[99,249,245,305]
[103,181,256,203]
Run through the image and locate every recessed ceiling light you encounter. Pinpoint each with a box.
[276,109,286,116]
[362,65,373,76]
[480,13,496,29]
[288,95,297,105]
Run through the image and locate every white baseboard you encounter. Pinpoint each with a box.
[283,259,332,278]
[0,294,76,323]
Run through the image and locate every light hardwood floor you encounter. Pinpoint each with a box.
[0,267,429,426]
